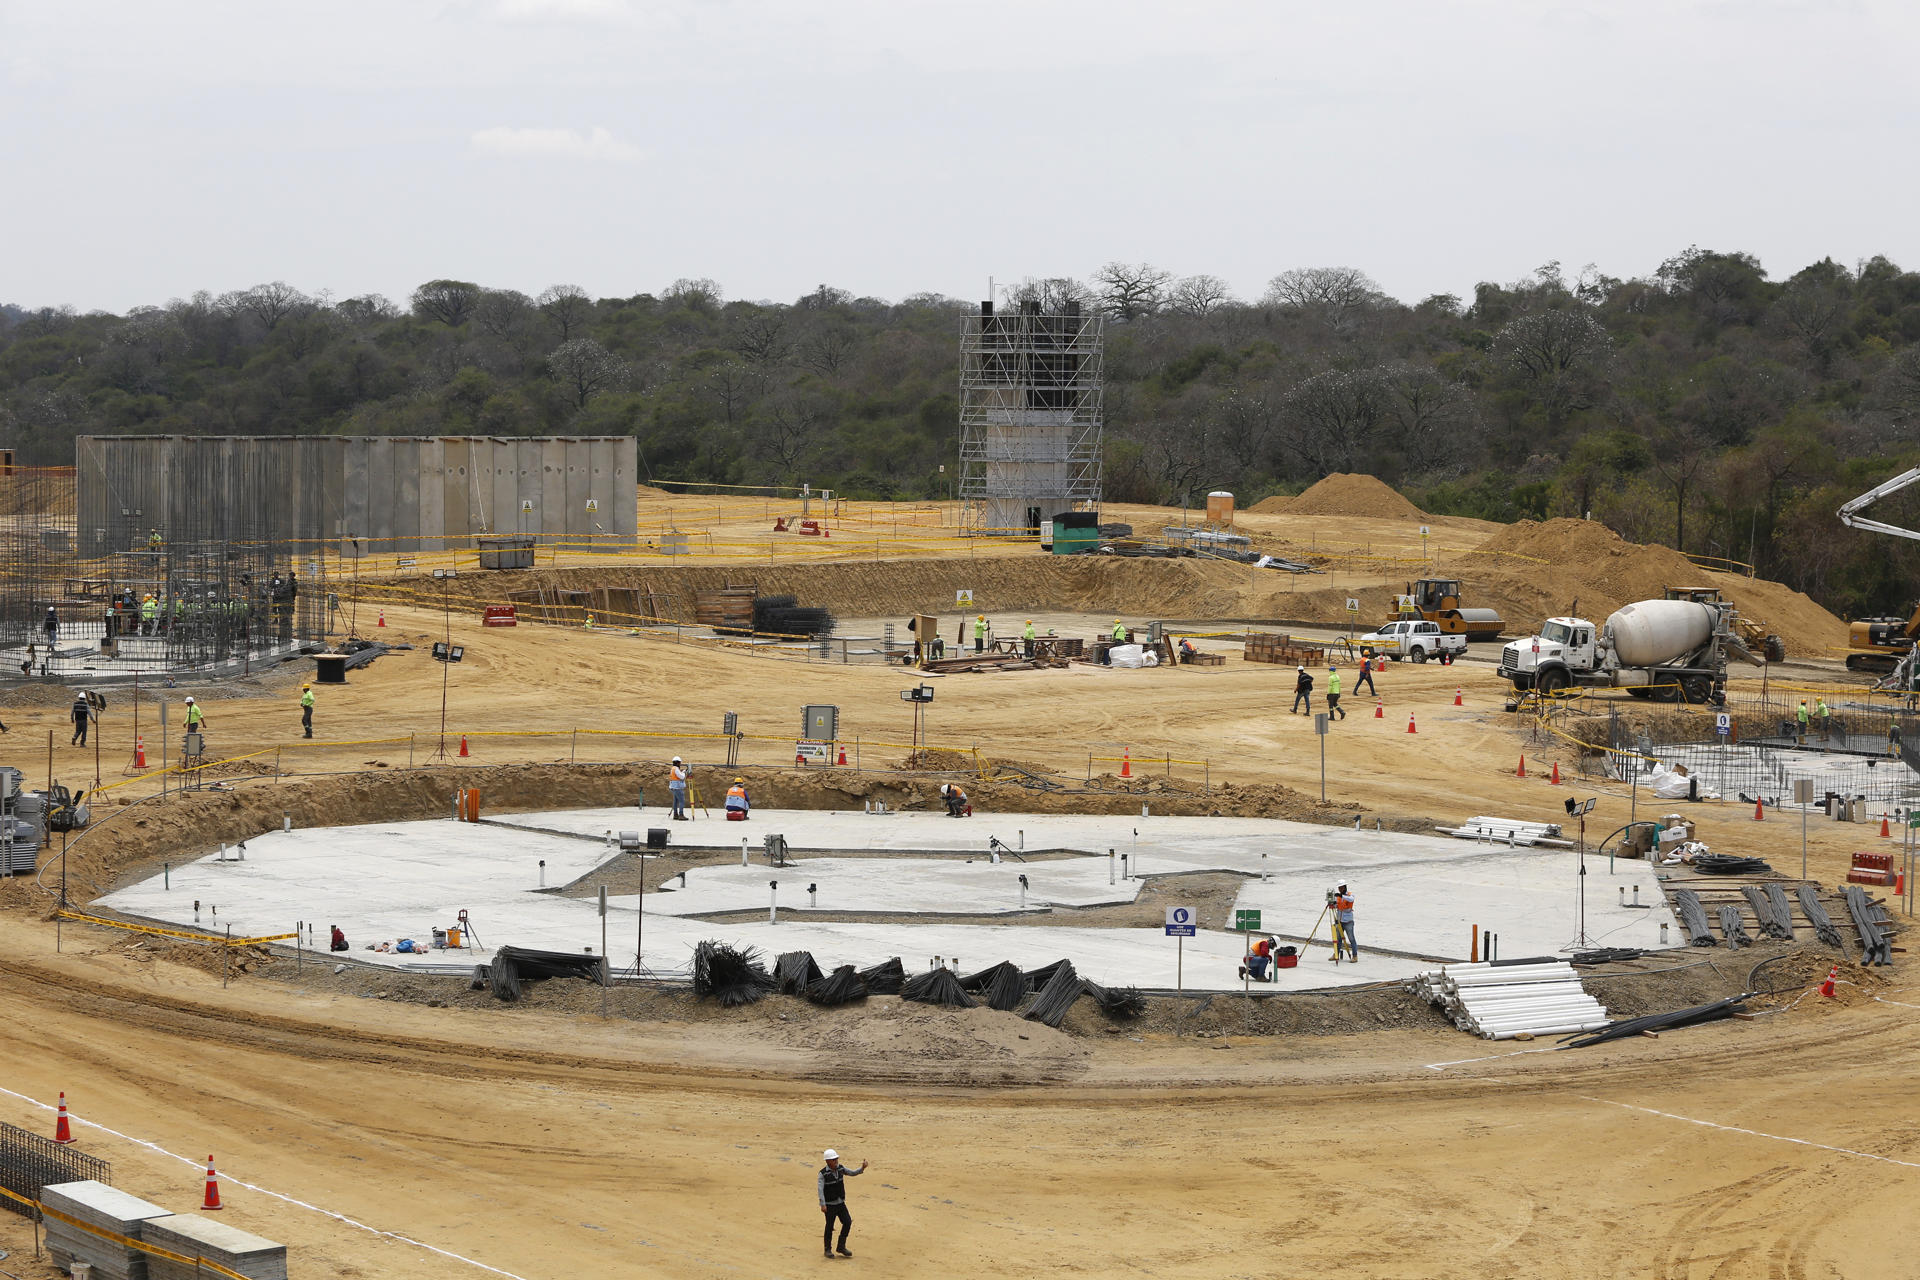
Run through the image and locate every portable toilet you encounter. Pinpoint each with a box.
[1206,491,1235,525]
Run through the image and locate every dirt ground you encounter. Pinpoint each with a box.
[1,495,1914,1279]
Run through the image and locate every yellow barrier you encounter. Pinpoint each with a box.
[0,1183,254,1280]
[55,910,296,947]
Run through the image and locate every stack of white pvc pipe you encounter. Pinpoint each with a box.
[1412,960,1609,1040]
[1433,816,1572,848]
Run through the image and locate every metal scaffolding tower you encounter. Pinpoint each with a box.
[958,299,1104,535]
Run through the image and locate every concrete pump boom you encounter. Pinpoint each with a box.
[1838,466,1920,540]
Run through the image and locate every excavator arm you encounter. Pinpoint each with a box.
[1838,466,1920,540]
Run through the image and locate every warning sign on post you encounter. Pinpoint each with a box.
[1164,906,1196,937]
[955,590,974,607]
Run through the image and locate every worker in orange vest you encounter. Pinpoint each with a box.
[725,777,750,820]
[1332,884,1357,961]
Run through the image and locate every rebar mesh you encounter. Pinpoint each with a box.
[0,1119,111,1216]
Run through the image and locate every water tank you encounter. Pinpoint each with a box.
[1206,491,1234,524]
[1605,600,1713,667]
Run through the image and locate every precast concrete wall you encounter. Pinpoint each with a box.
[76,436,636,555]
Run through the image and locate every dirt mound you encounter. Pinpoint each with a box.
[636,484,678,500]
[1246,495,1292,514]
[1287,474,1424,520]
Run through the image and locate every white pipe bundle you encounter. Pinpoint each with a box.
[1434,816,1572,847]
[1410,960,1609,1040]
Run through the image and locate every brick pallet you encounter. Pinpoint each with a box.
[1243,632,1326,665]
[1848,851,1897,887]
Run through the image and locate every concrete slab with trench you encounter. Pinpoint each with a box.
[97,808,1680,993]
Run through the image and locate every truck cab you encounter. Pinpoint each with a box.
[1357,618,1467,663]
[1500,617,1596,694]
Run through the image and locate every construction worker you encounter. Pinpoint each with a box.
[1817,697,1832,741]
[1333,884,1358,961]
[1795,699,1809,745]
[725,777,750,820]
[184,696,205,736]
[1890,721,1903,760]
[669,756,690,820]
[1022,619,1036,658]
[43,606,58,646]
[584,612,595,630]
[300,683,315,738]
[817,1149,868,1259]
[1291,664,1313,715]
[939,780,968,818]
[1111,618,1128,643]
[1353,655,1376,697]
[330,924,349,952]
[140,593,157,636]
[148,529,162,552]
[973,614,986,653]
[1240,934,1275,981]
[1326,666,1345,720]
[70,692,91,746]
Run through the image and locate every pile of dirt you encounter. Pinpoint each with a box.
[1468,519,1847,655]
[636,484,679,500]
[1246,495,1293,514]
[1287,474,1425,520]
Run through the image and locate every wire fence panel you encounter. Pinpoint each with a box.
[0,1120,110,1217]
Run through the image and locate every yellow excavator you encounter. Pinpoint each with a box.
[1846,605,1920,673]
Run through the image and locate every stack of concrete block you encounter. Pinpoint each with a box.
[40,1180,173,1280]
[143,1215,288,1280]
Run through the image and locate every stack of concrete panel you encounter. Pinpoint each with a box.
[143,1214,288,1280]
[41,1180,174,1280]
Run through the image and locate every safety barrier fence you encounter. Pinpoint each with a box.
[0,1182,253,1280]
[80,724,1215,801]
[52,909,295,948]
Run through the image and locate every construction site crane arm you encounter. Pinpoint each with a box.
[1838,466,1920,540]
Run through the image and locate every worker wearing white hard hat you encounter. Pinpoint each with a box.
[183,696,205,734]
[668,755,689,820]
[818,1148,869,1258]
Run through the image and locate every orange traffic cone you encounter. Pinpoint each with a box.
[134,736,147,769]
[836,745,847,765]
[1819,965,1839,998]
[1454,688,1463,706]
[377,610,386,627]
[53,1092,74,1145]
[1120,750,1132,778]
[458,734,470,758]
[1550,761,1561,785]
[1374,700,1384,719]
[1880,815,1891,838]
[1517,755,1527,778]
[1752,797,1765,821]
[1406,713,1417,734]
[202,1155,223,1210]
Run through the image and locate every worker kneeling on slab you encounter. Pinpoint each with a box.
[939,781,970,818]
[725,777,750,820]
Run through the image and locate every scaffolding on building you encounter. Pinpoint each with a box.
[0,464,327,679]
[957,299,1104,536]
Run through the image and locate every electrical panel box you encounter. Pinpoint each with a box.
[802,704,838,741]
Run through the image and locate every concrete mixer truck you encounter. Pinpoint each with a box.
[1499,596,1764,703]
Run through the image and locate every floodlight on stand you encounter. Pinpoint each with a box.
[449,645,465,662]
[919,685,935,701]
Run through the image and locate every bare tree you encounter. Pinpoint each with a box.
[1135,415,1213,505]
[1771,276,1847,373]
[731,309,790,364]
[547,338,630,409]
[474,289,540,355]
[1378,363,1479,472]
[756,392,823,478]
[335,294,398,328]
[1262,267,1384,332]
[235,281,309,330]
[1489,309,1613,425]
[703,360,765,428]
[1092,262,1171,320]
[663,277,724,311]
[1207,383,1281,474]
[1649,424,1715,551]
[1281,368,1389,474]
[537,284,594,342]
[1167,274,1236,317]
[411,279,482,327]
[1005,277,1094,312]
[798,322,858,377]
[797,283,854,310]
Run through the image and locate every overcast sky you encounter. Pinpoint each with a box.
[3,0,1914,314]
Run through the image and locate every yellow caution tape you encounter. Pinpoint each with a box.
[55,910,295,947]
[0,1184,253,1280]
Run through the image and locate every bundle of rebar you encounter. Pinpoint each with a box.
[857,957,905,994]
[487,946,609,1001]
[1083,980,1147,1019]
[1023,960,1084,1028]
[901,966,975,1007]
[1673,889,1718,946]
[693,940,776,1006]
[1025,959,1074,989]
[1570,948,1645,966]
[1795,885,1846,948]
[1842,884,1894,965]
[1410,960,1609,1040]
[1741,885,1795,940]
[1562,995,1749,1048]
[1717,904,1752,948]
[984,964,1028,1012]
[959,961,1016,993]
[805,964,870,1006]
[774,950,823,995]
[1691,853,1774,875]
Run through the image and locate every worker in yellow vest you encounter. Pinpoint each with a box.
[1111,619,1127,642]
[300,683,315,738]
[140,593,157,636]
[973,614,986,653]
[184,696,205,735]
[1022,619,1036,658]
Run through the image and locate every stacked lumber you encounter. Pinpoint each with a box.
[41,1180,173,1280]
[922,652,1041,674]
[1243,632,1327,665]
[144,1216,288,1280]
[694,585,756,631]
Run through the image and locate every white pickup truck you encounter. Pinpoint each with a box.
[1356,619,1468,663]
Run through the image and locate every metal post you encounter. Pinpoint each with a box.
[1177,932,1183,994]
[769,880,778,925]
[599,885,608,1018]
[222,925,231,988]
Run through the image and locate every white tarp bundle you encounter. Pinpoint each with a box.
[1646,763,1719,801]
[1108,644,1158,668]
